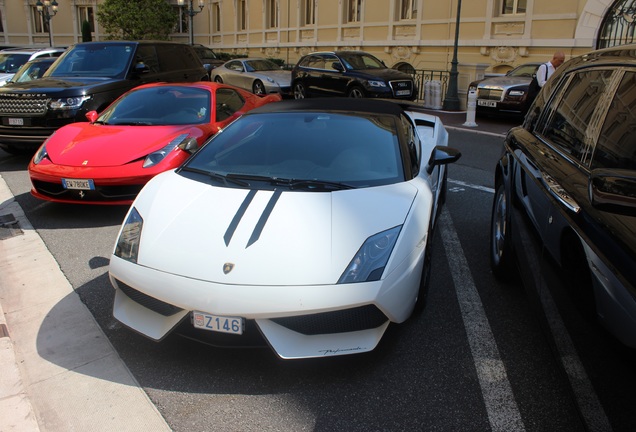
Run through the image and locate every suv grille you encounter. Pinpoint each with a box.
[0,96,49,115]
[389,79,414,97]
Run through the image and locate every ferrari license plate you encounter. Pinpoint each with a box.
[193,311,244,335]
[62,178,95,190]
[478,100,497,108]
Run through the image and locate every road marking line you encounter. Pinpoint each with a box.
[440,208,525,432]
[448,179,495,194]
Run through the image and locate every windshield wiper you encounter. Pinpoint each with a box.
[180,167,249,187]
[226,174,354,190]
[110,121,154,126]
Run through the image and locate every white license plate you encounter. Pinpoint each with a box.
[395,90,411,96]
[8,118,24,126]
[193,311,244,335]
[62,178,95,190]
[478,100,497,108]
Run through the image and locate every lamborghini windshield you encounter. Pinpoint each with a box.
[181,111,405,188]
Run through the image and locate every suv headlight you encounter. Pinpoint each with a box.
[49,96,91,110]
[338,226,401,284]
[114,207,143,263]
[508,90,525,97]
[367,80,387,88]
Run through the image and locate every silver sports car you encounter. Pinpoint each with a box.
[213,58,292,97]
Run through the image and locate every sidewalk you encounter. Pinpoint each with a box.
[0,175,171,432]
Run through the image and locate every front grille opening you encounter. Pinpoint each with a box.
[115,279,184,316]
[271,305,388,335]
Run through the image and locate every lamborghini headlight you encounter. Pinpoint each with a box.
[143,134,190,168]
[338,225,402,284]
[114,207,143,263]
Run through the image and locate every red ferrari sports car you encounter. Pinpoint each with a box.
[28,82,281,205]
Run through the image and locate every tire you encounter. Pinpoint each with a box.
[293,82,306,99]
[490,182,517,281]
[252,80,265,95]
[214,76,223,83]
[347,86,365,98]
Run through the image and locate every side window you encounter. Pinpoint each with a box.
[400,114,420,175]
[216,88,245,121]
[323,54,340,71]
[305,55,324,69]
[156,44,200,72]
[592,71,636,171]
[227,61,243,72]
[134,45,160,74]
[541,69,613,163]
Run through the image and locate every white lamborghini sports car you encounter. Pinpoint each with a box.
[108,98,461,359]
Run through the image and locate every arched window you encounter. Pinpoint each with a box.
[598,0,636,48]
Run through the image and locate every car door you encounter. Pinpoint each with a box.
[515,68,615,257]
[316,53,349,96]
[225,60,248,89]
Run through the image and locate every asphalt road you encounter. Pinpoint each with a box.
[1,126,635,431]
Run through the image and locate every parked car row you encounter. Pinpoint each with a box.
[1,40,634,361]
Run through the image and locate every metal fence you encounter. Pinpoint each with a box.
[411,69,450,103]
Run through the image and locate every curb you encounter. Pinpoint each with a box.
[0,174,172,432]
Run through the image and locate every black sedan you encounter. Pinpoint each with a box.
[489,45,636,350]
[291,51,417,100]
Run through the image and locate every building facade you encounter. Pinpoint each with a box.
[0,0,627,103]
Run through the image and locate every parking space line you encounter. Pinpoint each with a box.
[448,179,495,194]
[439,208,525,432]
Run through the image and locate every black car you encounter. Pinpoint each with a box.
[0,41,209,154]
[467,62,541,117]
[291,51,417,100]
[490,44,636,349]
[192,44,224,74]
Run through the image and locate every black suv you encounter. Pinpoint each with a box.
[490,44,636,349]
[0,41,209,154]
[291,51,416,100]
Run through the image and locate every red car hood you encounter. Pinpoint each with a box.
[45,123,202,167]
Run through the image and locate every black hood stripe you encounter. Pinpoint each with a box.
[224,189,257,246]
[246,189,282,248]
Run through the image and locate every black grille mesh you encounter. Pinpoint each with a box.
[115,279,184,316]
[271,305,388,335]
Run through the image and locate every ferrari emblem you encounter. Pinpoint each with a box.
[82,160,88,165]
[223,263,235,274]
[78,191,85,199]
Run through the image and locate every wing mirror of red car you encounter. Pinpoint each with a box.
[589,168,636,216]
[85,110,99,123]
[426,146,462,174]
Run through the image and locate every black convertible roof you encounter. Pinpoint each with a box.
[247,97,412,116]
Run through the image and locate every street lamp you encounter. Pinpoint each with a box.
[443,0,462,111]
[178,0,205,46]
[36,0,59,47]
